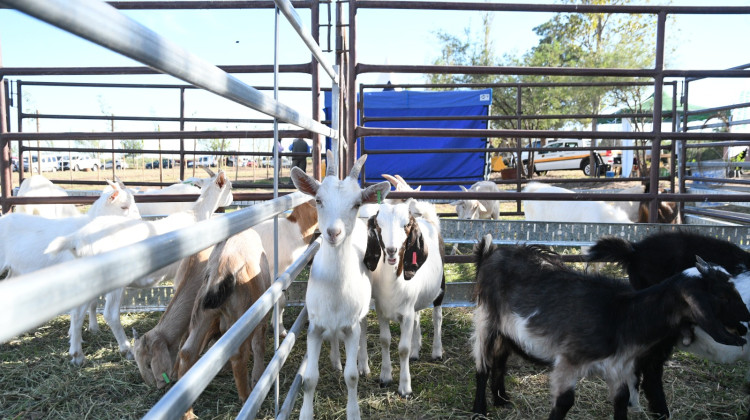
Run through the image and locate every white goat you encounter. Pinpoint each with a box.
[291,151,391,420]
[363,198,445,397]
[252,200,318,336]
[46,170,233,365]
[522,182,632,224]
[132,173,213,217]
[451,180,500,220]
[15,175,80,218]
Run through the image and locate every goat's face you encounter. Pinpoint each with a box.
[206,170,234,209]
[683,257,750,347]
[451,185,485,219]
[134,333,173,389]
[365,200,427,279]
[291,151,390,248]
[97,180,141,218]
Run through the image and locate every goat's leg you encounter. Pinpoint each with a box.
[397,311,415,398]
[377,310,393,387]
[473,368,490,416]
[548,362,579,420]
[611,381,631,420]
[329,335,342,372]
[275,293,288,338]
[357,316,370,376]
[103,288,133,359]
[431,305,443,360]
[343,322,363,420]
[249,324,266,387]
[490,344,512,407]
[87,300,99,333]
[68,303,88,365]
[230,338,253,402]
[410,310,422,360]
[637,344,672,420]
[300,324,323,420]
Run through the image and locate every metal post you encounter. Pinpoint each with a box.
[347,0,357,176]
[272,5,281,416]
[311,0,321,180]
[179,87,186,180]
[649,11,667,222]
[0,38,11,214]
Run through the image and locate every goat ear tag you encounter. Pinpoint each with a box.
[412,251,417,265]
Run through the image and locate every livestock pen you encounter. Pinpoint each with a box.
[2,1,750,419]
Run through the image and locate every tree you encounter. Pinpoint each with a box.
[120,139,144,158]
[430,1,663,175]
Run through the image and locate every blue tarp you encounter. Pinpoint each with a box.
[324,89,492,190]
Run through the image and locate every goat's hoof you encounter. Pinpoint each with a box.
[379,379,391,388]
[431,355,443,362]
[121,349,135,360]
[279,329,288,339]
[409,356,419,362]
[88,325,100,333]
[471,413,489,420]
[492,396,510,407]
[397,390,412,399]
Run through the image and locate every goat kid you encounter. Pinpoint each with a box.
[586,232,750,418]
[291,150,391,420]
[451,180,500,220]
[252,200,318,337]
[472,235,749,420]
[46,170,232,365]
[364,198,445,397]
[133,246,214,388]
[177,228,271,415]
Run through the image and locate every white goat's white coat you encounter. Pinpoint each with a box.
[678,271,750,377]
[15,175,81,218]
[522,182,632,224]
[451,180,501,220]
[291,151,391,420]
[46,171,233,365]
[132,180,202,217]
[366,200,444,397]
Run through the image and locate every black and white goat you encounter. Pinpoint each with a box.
[472,235,750,420]
[586,232,750,418]
[363,198,445,397]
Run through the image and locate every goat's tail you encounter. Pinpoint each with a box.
[202,271,237,309]
[585,236,635,266]
[473,234,495,267]
[44,235,74,256]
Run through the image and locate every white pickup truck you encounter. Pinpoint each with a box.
[518,139,612,176]
[60,154,102,171]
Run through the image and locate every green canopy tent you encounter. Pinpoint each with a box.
[598,91,729,125]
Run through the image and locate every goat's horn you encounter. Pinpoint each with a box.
[382,174,400,188]
[394,174,408,184]
[325,149,336,177]
[348,154,368,180]
[114,175,126,189]
[202,165,216,177]
[105,179,117,188]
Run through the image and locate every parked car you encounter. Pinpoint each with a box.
[187,155,218,168]
[146,158,175,169]
[23,154,59,173]
[517,139,610,176]
[59,154,101,171]
[226,156,251,167]
[258,156,292,168]
[104,159,129,170]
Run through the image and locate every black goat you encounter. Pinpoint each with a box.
[586,231,750,419]
[472,235,749,420]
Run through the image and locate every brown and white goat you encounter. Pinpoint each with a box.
[176,228,271,406]
[133,246,214,389]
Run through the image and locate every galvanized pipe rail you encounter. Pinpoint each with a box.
[0,0,334,139]
[0,191,312,343]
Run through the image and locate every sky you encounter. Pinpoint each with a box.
[1,0,749,154]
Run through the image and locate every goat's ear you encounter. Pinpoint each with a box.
[476,201,487,212]
[407,198,422,218]
[695,256,711,276]
[460,185,469,192]
[449,201,461,207]
[291,167,320,197]
[216,171,227,189]
[362,181,390,204]
[363,215,382,271]
[401,218,427,280]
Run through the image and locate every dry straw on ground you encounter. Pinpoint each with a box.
[2,304,749,419]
